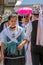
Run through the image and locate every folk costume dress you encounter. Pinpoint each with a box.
[1,26,26,65]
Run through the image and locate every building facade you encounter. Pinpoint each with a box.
[0,0,17,15]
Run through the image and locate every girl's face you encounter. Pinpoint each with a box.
[9,17,17,27]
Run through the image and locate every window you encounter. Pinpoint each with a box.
[0,5,3,15]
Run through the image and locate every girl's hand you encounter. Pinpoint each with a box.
[17,44,23,50]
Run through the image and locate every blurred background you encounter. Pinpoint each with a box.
[0,0,43,15]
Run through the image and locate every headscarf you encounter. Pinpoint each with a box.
[36,6,42,45]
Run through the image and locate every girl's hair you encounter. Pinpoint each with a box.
[8,15,17,20]
[18,15,25,21]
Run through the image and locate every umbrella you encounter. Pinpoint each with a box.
[17,7,32,15]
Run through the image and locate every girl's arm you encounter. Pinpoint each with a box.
[17,39,29,50]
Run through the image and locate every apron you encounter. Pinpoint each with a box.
[4,27,25,57]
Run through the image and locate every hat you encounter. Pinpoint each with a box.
[32,8,39,15]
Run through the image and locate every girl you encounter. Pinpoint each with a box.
[1,15,28,65]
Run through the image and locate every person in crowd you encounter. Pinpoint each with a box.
[25,15,32,65]
[0,18,8,32]
[18,15,23,27]
[0,15,2,24]
[0,34,4,65]
[0,15,2,32]
[18,14,32,65]
[1,14,28,65]
[20,16,26,31]
[0,15,4,65]
[30,8,42,65]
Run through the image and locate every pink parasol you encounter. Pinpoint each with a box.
[17,7,32,15]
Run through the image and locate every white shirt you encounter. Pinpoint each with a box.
[22,24,27,32]
[25,22,32,41]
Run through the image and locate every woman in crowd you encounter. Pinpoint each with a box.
[18,14,32,65]
[0,15,4,65]
[25,15,32,65]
